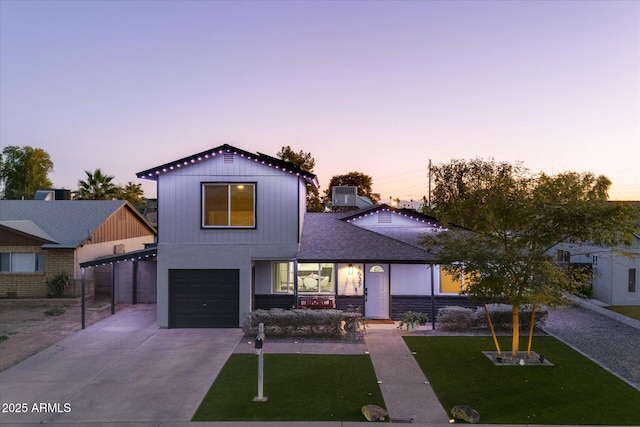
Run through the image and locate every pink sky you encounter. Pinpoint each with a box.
[1,0,638,201]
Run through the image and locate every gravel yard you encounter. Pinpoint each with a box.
[542,303,640,390]
[0,299,113,371]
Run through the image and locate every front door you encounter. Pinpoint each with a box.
[365,264,389,318]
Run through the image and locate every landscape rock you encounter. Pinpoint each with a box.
[451,404,480,423]
[361,404,388,421]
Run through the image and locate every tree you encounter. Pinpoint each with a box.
[421,159,636,357]
[0,146,53,199]
[276,146,323,212]
[325,171,381,204]
[75,169,120,200]
[119,181,145,205]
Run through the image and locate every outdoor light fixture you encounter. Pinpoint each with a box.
[348,264,353,275]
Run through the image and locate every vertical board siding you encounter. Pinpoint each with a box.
[158,154,302,245]
[91,207,155,244]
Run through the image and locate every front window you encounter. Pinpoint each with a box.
[440,267,468,294]
[202,183,255,228]
[337,263,363,296]
[273,262,294,293]
[0,253,44,273]
[298,263,335,294]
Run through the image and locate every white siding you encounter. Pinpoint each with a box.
[157,154,302,245]
[390,264,433,295]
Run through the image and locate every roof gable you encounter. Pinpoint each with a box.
[298,213,435,262]
[0,220,56,245]
[136,144,319,187]
[0,200,156,249]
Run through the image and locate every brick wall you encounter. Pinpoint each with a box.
[0,247,89,298]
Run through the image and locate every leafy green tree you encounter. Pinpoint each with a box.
[276,146,323,212]
[119,181,145,205]
[325,171,381,204]
[421,159,636,356]
[0,146,53,199]
[75,169,120,200]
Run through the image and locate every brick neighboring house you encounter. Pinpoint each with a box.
[0,200,156,299]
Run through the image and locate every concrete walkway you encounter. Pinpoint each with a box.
[364,326,450,424]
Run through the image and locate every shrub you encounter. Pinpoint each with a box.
[438,306,475,331]
[46,272,71,298]
[398,311,429,330]
[437,304,548,332]
[243,308,364,340]
[44,306,66,316]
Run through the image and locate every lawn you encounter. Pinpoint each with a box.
[606,305,640,321]
[193,353,385,421]
[404,336,640,425]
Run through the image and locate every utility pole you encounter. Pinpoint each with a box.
[428,159,432,209]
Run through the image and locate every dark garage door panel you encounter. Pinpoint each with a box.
[169,269,239,328]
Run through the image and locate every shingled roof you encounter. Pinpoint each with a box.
[0,200,154,249]
[297,213,436,263]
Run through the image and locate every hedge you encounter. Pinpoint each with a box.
[243,308,364,340]
[437,304,548,332]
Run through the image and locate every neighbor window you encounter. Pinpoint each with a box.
[0,253,44,273]
[202,183,255,227]
[629,268,637,293]
[298,263,335,294]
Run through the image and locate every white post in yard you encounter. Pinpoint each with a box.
[253,322,267,402]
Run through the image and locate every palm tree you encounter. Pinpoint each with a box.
[120,181,145,205]
[75,169,119,200]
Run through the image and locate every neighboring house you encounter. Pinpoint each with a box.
[554,235,640,306]
[551,202,640,306]
[0,200,157,299]
[137,144,466,328]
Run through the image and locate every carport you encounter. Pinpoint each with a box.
[79,246,157,328]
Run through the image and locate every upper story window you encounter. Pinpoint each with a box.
[0,252,45,273]
[202,183,255,228]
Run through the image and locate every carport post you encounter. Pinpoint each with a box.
[81,267,86,329]
[430,263,436,330]
[111,263,115,315]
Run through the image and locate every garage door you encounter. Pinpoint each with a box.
[169,269,239,328]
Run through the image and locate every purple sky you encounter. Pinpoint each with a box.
[1,0,638,201]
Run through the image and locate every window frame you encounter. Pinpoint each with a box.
[297,262,335,294]
[629,268,637,293]
[0,252,45,273]
[201,182,257,229]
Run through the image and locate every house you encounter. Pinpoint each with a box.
[551,202,640,306]
[137,144,467,328]
[554,236,640,306]
[0,200,157,300]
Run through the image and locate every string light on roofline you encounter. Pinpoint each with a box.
[137,147,316,184]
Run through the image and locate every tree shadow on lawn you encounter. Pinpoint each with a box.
[193,353,386,422]
[404,335,640,425]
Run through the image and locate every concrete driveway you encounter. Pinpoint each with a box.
[0,304,244,424]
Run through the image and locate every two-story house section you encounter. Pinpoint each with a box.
[137,144,318,328]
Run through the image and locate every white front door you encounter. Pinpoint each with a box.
[365,264,389,319]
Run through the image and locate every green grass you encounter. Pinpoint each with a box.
[606,306,640,321]
[404,336,640,425]
[193,354,385,421]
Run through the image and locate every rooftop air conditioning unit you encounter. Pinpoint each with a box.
[332,186,358,207]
